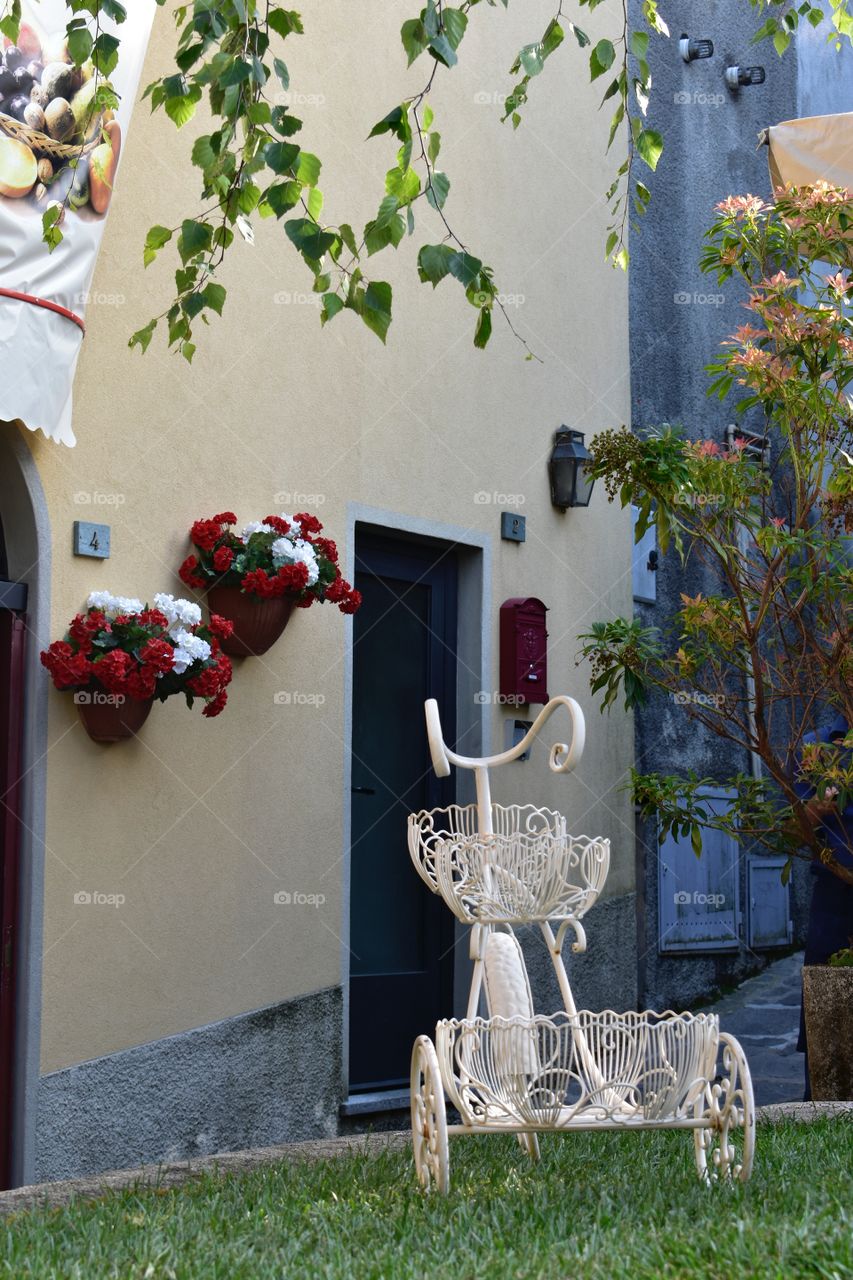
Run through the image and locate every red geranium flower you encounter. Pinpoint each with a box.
[94,649,132,695]
[139,638,174,675]
[126,667,158,701]
[138,609,169,630]
[208,613,234,641]
[242,568,276,599]
[324,575,349,604]
[190,519,223,552]
[179,555,206,590]
[277,562,310,593]
[294,512,323,536]
[69,614,94,654]
[262,515,291,536]
[40,642,90,690]
[213,545,234,573]
[202,687,228,718]
[212,512,238,525]
[313,538,338,563]
[187,666,223,698]
[339,588,362,615]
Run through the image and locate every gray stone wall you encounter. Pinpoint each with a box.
[627,0,845,1006]
[520,892,638,1015]
[36,986,342,1183]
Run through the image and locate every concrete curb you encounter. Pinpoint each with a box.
[1,1104,851,1217]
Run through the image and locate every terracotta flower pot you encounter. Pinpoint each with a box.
[207,585,295,657]
[802,964,853,1100]
[75,683,154,744]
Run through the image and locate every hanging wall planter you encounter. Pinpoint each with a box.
[41,591,234,743]
[75,682,154,743]
[179,510,362,658]
[205,585,294,657]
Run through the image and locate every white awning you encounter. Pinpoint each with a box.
[766,111,853,191]
[0,0,154,445]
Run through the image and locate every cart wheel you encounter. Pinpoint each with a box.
[411,1035,449,1194]
[694,1032,755,1184]
[517,1132,541,1162]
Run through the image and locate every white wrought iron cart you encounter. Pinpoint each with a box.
[407,696,755,1193]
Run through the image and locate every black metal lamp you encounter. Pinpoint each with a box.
[548,427,595,510]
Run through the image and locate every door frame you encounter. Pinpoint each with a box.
[341,505,492,1101]
[0,428,51,1189]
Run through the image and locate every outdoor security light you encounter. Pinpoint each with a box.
[548,428,595,510]
[680,35,714,62]
[725,65,766,88]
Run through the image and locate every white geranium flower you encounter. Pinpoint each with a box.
[271,535,319,586]
[279,513,302,539]
[86,591,144,618]
[241,521,275,543]
[170,628,211,673]
[153,593,202,633]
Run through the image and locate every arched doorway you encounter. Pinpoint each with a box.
[0,426,50,1190]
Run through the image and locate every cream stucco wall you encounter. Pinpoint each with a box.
[19,0,633,1073]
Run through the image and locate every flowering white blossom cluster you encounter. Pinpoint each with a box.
[271,536,319,585]
[238,513,319,586]
[87,591,145,618]
[170,629,212,673]
[241,513,304,542]
[84,593,210,678]
[152,593,203,631]
[151,594,209,674]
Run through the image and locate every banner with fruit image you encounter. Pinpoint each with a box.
[0,0,155,445]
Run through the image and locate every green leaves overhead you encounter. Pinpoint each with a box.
[401,2,469,68]
[85,0,850,356]
[502,18,566,126]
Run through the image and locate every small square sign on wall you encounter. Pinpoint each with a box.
[73,522,111,559]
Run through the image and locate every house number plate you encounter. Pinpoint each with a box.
[73,521,111,559]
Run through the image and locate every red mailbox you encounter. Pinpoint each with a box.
[499,597,549,705]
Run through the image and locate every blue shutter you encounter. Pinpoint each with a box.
[747,856,792,949]
[658,790,740,952]
[632,505,657,604]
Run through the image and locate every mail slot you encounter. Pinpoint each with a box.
[499,597,549,705]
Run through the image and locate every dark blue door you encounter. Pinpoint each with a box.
[349,531,457,1091]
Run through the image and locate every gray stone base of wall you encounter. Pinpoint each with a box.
[518,892,638,1015]
[35,985,342,1184]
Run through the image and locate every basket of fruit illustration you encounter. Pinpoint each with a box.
[0,31,120,214]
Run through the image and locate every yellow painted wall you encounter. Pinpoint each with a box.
[23,0,634,1073]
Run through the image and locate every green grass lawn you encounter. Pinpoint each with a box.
[2,1119,851,1280]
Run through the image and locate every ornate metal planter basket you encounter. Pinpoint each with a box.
[408,696,755,1193]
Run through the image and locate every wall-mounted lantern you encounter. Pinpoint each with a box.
[548,427,595,510]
